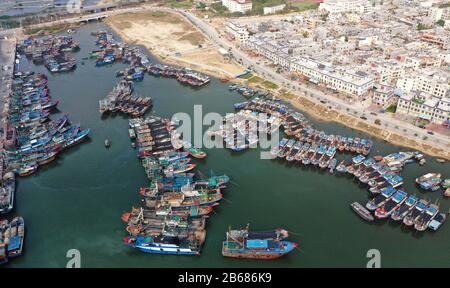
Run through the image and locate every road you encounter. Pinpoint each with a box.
[179,9,450,152]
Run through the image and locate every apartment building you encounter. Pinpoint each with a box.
[372,84,396,107]
[222,0,253,13]
[420,32,450,49]
[396,91,450,124]
[396,71,449,98]
[226,22,250,43]
[318,0,370,14]
[290,56,374,96]
[263,4,286,15]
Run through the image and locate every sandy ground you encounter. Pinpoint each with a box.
[106,11,245,79]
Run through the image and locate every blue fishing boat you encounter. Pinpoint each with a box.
[375,190,407,219]
[124,235,202,255]
[366,186,395,211]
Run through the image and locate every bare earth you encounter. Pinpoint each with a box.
[106,11,245,79]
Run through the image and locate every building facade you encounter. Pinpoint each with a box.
[222,0,252,13]
[225,22,250,43]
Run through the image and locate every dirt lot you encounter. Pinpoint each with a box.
[106,11,245,78]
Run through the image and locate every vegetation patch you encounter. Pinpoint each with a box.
[262,80,278,90]
[385,104,397,113]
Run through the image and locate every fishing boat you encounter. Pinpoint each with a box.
[415,173,442,191]
[181,141,207,159]
[347,155,365,175]
[311,145,326,166]
[271,138,288,158]
[335,160,349,173]
[403,200,428,226]
[366,186,395,211]
[286,142,302,162]
[302,145,317,165]
[350,202,374,222]
[414,204,439,232]
[278,139,295,159]
[328,158,337,174]
[63,129,90,149]
[391,195,418,221]
[428,213,446,231]
[6,217,25,258]
[374,190,407,219]
[0,173,15,215]
[222,226,297,260]
[124,233,204,255]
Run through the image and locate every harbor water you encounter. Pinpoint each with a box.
[6,22,450,268]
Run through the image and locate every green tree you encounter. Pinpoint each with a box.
[436,19,445,27]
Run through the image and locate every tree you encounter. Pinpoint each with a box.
[436,19,445,27]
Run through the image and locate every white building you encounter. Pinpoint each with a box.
[372,84,396,107]
[396,91,450,124]
[318,0,370,14]
[290,56,374,96]
[263,4,286,15]
[226,22,249,43]
[222,0,252,13]
[396,71,450,98]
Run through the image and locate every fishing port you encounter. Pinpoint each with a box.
[123,116,230,255]
[0,22,448,268]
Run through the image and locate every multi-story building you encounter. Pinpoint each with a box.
[396,71,449,98]
[318,0,370,14]
[290,56,374,96]
[226,22,249,44]
[420,32,450,49]
[372,84,396,107]
[396,91,449,124]
[222,0,252,13]
[263,4,286,15]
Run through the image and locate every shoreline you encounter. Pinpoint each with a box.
[105,12,450,161]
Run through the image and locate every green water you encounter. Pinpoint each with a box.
[6,23,450,268]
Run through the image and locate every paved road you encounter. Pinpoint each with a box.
[179,9,449,152]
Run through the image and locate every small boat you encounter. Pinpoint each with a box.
[428,213,446,231]
[351,202,374,222]
[105,139,111,148]
[415,173,442,191]
[222,226,297,260]
[328,158,337,174]
[336,160,349,173]
[445,188,450,197]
